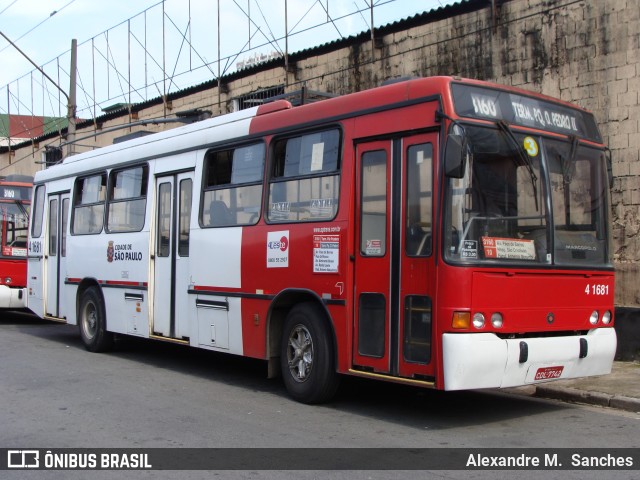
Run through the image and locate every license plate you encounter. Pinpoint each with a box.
[534,366,564,381]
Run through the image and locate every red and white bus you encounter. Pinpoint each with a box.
[27,76,616,403]
[0,175,31,309]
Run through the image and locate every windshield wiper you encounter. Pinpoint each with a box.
[13,200,29,221]
[497,120,539,211]
[562,135,579,184]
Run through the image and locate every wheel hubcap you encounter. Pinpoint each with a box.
[83,302,98,339]
[287,324,313,382]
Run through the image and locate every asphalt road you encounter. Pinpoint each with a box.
[1,310,638,480]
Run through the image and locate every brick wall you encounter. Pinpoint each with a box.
[1,0,638,304]
[362,0,640,305]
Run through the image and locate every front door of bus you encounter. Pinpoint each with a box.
[45,192,69,319]
[153,173,193,340]
[353,134,437,379]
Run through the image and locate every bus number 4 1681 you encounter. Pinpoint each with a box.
[585,284,609,296]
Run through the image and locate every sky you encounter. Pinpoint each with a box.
[0,0,455,118]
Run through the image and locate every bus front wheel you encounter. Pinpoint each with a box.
[280,303,339,404]
[79,286,114,352]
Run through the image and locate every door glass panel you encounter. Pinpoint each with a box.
[360,150,387,256]
[157,182,171,258]
[403,295,432,363]
[358,293,386,358]
[406,143,433,256]
[178,179,192,257]
[49,199,58,256]
[61,198,69,257]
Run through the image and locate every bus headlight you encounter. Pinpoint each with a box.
[491,312,503,328]
[602,311,612,325]
[472,313,485,329]
[4,277,11,285]
[589,311,599,325]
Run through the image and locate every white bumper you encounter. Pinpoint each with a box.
[0,285,27,309]
[442,328,617,390]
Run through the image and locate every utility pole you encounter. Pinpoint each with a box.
[370,1,375,62]
[285,0,289,87]
[0,31,77,158]
[67,39,77,156]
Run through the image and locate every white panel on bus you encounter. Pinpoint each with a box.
[190,227,243,288]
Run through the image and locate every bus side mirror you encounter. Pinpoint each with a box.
[445,134,468,178]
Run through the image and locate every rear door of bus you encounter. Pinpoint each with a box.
[45,192,70,319]
[153,172,193,341]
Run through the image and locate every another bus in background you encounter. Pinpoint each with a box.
[0,175,32,309]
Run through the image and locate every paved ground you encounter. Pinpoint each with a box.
[3,309,639,414]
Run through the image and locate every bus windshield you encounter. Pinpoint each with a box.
[1,201,30,257]
[443,125,611,268]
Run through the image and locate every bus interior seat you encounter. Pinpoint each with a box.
[209,200,233,226]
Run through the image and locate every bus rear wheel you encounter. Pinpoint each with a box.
[280,303,339,404]
[79,286,114,352]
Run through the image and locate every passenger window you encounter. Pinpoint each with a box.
[72,173,106,234]
[31,185,46,238]
[201,142,265,227]
[268,129,340,223]
[107,165,148,232]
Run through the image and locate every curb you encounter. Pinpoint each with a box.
[534,385,640,413]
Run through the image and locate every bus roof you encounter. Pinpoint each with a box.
[34,76,602,184]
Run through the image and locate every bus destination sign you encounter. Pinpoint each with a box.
[451,83,602,142]
[0,186,30,201]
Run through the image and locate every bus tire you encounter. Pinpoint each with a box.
[280,302,339,404]
[79,286,113,352]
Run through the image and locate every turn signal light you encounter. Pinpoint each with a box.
[452,311,470,329]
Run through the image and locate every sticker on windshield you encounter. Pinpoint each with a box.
[461,240,478,259]
[523,136,538,157]
[482,236,536,260]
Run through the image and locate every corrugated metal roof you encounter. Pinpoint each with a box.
[0,114,44,138]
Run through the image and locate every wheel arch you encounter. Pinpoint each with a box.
[265,288,337,379]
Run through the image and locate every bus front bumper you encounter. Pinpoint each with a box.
[442,328,617,390]
[0,285,27,309]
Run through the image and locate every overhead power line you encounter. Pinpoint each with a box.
[0,0,76,55]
